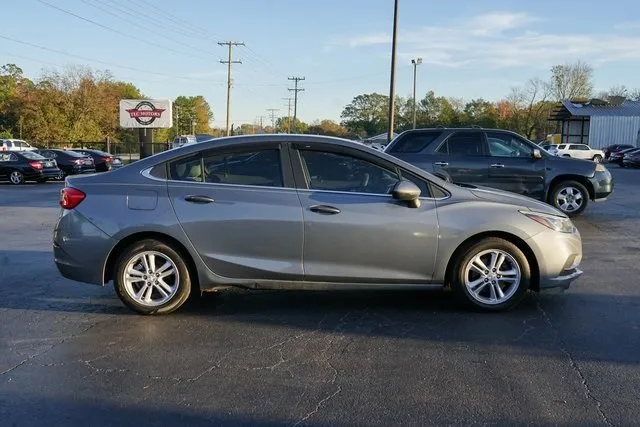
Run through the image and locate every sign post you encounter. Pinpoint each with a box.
[119,99,173,160]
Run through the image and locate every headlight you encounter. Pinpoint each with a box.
[595,163,607,172]
[520,211,576,233]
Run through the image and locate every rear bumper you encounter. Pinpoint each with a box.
[526,228,584,291]
[53,210,116,285]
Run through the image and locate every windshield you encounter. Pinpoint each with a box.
[21,151,46,160]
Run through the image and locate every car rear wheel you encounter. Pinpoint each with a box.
[592,155,603,163]
[451,238,530,311]
[550,180,589,217]
[9,170,24,185]
[113,239,191,315]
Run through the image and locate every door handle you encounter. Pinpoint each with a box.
[490,163,505,168]
[184,195,215,204]
[434,161,449,167]
[309,205,341,215]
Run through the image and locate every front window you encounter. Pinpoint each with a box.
[437,132,485,156]
[486,132,533,158]
[299,150,400,195]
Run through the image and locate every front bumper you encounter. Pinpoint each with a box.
[589,169,614,200]
[526,228,584,291]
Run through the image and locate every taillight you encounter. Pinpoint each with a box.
[102,157,112,163]
[60,187,86,209]
[74,159,84,165]
[29,161,43,170]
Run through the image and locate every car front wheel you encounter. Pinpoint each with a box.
[549,180,589,216]
[451,238,530,311]
[113,239,192,315]
[592,155,603,163]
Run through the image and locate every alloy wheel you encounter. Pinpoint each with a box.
[10,171,23,185]
[122,250,180,307]
[463,249,521,305]
[556,186,584,213]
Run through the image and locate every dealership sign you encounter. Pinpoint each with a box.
[119,99,173,128]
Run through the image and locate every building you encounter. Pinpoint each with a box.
[549,98,640,149]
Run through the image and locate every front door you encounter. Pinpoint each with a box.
[431,130,490,186]
[167,145,304,280]
[293,146,439,283]
[485,131,546,200]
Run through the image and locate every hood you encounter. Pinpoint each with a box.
[459,184,566,216]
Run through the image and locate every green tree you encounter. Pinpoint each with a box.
[275,116,308,134]
[307,119,350,137]
[340,93,390,136]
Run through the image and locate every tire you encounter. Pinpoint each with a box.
[549,180,589,217]
[451,237,530,312]
[9,170,24,185]
[55,171,65,180]
[113,239,192,315]
[592,155,603,163]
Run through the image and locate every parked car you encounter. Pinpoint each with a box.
[384,128,613,216]
[0,139,37,152]
[603,144,634,160]
[72,149,122,172]
[35,149,96,179]
[553,144,604,162]
[54,134,584,315]
[0,151,61,184]
[609,147,640,167]
[622,149,640,168]
[172,135,197,149]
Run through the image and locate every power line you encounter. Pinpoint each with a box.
[288,77,305,134]
[0,34,226,83]
[266,108,280,128]
[79,0,215,58]
[219,41,245,136]
[34,0,207,60]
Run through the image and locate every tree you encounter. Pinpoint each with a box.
[340,93,390,136]
[173,95,214,136]
[275,117,308,134]
[463,98,498,128]
[549,60,594,101]
[308,119,350,137]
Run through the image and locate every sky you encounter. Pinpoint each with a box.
[3,0,640,129]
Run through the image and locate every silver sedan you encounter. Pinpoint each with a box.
[53,134,583,314]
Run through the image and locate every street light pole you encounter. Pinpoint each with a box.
[387,0,399,144]
[411,57,422,129]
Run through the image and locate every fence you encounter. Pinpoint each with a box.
[37,141,172,164]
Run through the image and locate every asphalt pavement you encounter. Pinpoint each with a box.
[1,168,639,426]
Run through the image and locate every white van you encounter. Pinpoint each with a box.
[0,139,37,152]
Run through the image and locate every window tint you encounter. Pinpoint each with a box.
[21,151,46,160]
[558,145,567,149]
[66,151,87,158]
[570,144,589,150]
[437,132,485,156]
[387,132,442,153]
[486,132,533,158]
[169,154,204,182]
[203,149,283,187]
[300,150,400,194]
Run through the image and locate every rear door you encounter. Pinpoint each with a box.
[291,142,439,283]
[431,130,490,186]
[568,144,591,159]
[166,141,304,280]
[485,131,546,200]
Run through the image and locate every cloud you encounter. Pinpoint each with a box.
[337,11,640,69]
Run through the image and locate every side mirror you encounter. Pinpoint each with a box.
[392,180,421,208]
[532,149,542,159]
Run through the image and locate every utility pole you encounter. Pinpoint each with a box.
[257,115,266,129]
[266,108,280,129]
[387,0,399,143]
[288,76,305,133]
[411,57,423,129]
[282,97,293,133]
[218,41,245,136]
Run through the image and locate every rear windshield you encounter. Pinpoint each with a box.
[65,150,89,158]
[21,151,46,160]
[387,132,442,153]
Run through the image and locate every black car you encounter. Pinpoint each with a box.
[622,148,640,168]
[603,144,634,160]
[0,151,61,185]
[35,149,96,179]
[609,147,639,166]
[384,128,614,216]
[72,149,123,172]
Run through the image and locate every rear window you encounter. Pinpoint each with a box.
[66,150,88,158]
[557,145,567,149]
[21,151,46,160]
[387,132,442,153]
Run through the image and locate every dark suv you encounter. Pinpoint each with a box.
[384,128,613,216]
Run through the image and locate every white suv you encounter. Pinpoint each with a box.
[554,144,604,163]
[0,139,37,152]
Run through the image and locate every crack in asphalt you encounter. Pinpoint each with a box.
[536,299,612,426]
